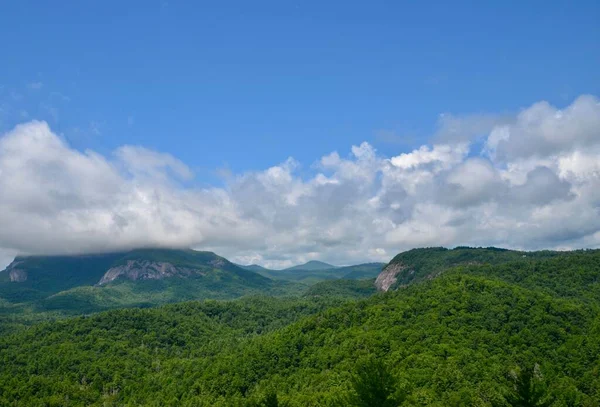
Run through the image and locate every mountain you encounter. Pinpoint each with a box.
[1,248,598,405]
[0,252,123,303]
[237,264,272,273]
[239,262,385,284]
[374,246,560,291]
[283,260,336,271]
[0,248,296,317]
[256,263,385,285]
[333,262,385,279]
[95,248,262,285]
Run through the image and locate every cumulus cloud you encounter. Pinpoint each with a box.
[484,95,600,161]
[0,96,599,268]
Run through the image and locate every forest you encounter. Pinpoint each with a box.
[0,248,599,406]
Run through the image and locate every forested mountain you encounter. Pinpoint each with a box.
[374,247,561,291]
[0,249,296,322]
[237,260,338,275]
[283,260,337,271]
[0,249,385,327]
[1,247,599,406]
[241,262,385,284]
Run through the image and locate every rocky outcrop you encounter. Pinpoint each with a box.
[97,260,205,285]
[374,263,408,292]
[2,260,28,282]
[209,258,225,268]
[9,268,28,282]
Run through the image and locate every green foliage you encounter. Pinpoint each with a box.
[1,248,599,405]
[339,357,405,407]
[0,253,122,302]
[250,263,384,284]
[494,364,555,407]
[502,365,554,407]
[259,392,284,407]
[386,246,561,287]
[303,279,377,299]
[0,249,305,322]
[284,261,336,272]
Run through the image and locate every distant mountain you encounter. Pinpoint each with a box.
[375,246,561,291]
[3,249,599,405]
[237,264,272,273]
[333,263,385,280]
[95,248,261,285]
[283,260,336,271]
[0,248,295,316]
[242,262,385,284]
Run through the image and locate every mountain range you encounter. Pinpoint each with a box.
[238,260,385,284]
[0,249,292,318]
[0,248,382,320]
[1,246,599,405]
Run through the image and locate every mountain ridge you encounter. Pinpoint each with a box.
[374,246,575,292]
[283,260,336,271]
[0,248,286,316]
[2,248,599,405]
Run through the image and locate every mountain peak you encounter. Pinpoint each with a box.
[284,260,336,271]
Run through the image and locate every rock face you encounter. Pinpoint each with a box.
[97,260,205,285]
[2,260,28,282]
[374,263,407,292]
[9,268,28,282]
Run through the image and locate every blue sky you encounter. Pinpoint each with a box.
[0,1,599,267]
[2,1,598,178]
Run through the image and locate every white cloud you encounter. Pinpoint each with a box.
[0,95,599,267]
[390,143,467,170]
[484,95,600,162]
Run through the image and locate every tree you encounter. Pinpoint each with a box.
[503,365,554,407]
[257,391,283,407]
[341,357,406,407]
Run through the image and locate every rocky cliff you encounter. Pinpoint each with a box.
[374,263,408,291]
[97,260,207,285]
[2,260,28,282]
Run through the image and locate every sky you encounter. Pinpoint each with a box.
[0,1,599,269]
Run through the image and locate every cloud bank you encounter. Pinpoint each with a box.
[0,95,599,268]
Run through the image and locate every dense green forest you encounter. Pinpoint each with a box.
[0,248,599,405]
[0,250,386,328]
[0,249,303,330]
[240,262,385,284]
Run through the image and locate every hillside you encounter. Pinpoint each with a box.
[238,264,272,273]
[0,249,296,320]
[244,262,385,284]
[283,260,336,271]
[375,246,562,291]
[0,248,598,405]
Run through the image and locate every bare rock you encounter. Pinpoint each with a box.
[97,260,204,285]
[374,263,407,292]
[9,268,28,282]
[2,260,28,282]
